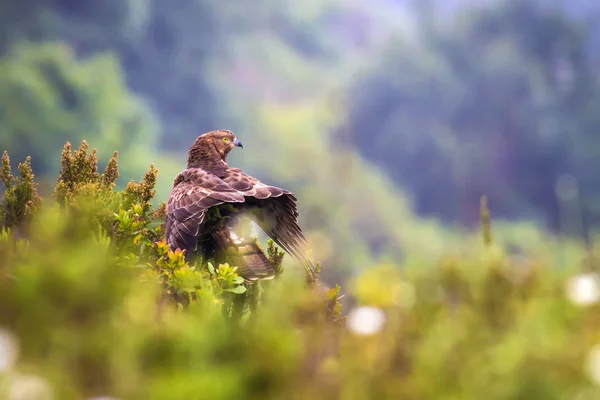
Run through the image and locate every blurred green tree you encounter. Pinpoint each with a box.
[0,0,226,151]
[345,0,600,231]
[0,41,158,184]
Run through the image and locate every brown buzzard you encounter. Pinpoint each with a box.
[165,130,316,282]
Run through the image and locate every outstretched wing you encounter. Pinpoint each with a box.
[222,168,317,279]
[166,168,245,251]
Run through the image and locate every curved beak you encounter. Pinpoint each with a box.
[233,139,243,149]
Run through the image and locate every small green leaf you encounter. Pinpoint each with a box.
[147,218,164,230]
[224,285,247,294]
[207,262,216,276]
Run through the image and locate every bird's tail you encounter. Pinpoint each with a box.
[210,214,277,282]
[225,236,276,281]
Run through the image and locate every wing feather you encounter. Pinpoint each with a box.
[166,168,244,250]
[166,166,316,281]
[222,169,317,279]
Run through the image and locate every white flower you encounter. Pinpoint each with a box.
[87,397,121,400]
[565,273,600,306]
[9,374,53,400]
[0,328,18,373]
[346,306,386,336]
[587,344,600,385]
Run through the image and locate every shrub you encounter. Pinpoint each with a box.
[1,142,599,400]
[0,151,42,230]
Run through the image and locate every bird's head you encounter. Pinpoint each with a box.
[188,129,243,170]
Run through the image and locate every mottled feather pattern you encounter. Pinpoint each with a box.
[165,130,316,281]
[166,168,246,251]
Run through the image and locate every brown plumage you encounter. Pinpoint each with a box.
[165,130,316,281]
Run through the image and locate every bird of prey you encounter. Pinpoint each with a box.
[165,130,316,282]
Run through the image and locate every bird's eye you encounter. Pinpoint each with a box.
[223,138,229,142]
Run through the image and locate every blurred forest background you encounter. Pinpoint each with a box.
[6,1,600,398]
[2,0,600,284]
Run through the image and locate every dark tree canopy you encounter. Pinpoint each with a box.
[345,0,600,231]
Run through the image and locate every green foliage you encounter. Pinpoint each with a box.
[267,239,286,277]
[344,0,600,228]
[0,41,158,180]
[0,151,42,229]
[0,144,347,399]
[51,140,158,241]
[2,145,600,399]
[481,195,493,247]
